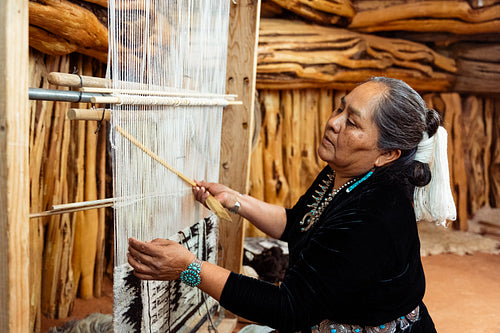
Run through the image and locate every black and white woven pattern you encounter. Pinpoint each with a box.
[114,215,218,333]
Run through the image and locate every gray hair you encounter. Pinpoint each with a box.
[367,77,441,186]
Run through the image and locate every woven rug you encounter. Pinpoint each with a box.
[114,215,218,333]
[418,222,500,256]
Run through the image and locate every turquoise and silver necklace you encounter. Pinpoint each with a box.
[299,169,374,232]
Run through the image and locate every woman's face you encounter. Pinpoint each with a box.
[318,81,395,178]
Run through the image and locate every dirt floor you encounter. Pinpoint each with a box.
[41,253,500,333]
[422,253,500,333]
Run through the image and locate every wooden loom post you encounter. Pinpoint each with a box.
[219,0,261,273]
[0,0,30,331]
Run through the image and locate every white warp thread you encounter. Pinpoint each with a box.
[108,0,230,265]
[413,127,457,226]
[108,0,230,331]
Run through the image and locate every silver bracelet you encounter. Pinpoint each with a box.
[229,193,243,214]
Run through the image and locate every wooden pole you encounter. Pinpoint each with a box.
[67,108,111,122]
[0,0,30,331]
[219,0,261,273]
[94,123,107,297]
[48,72,111,88]
[29,49,50,332]
[90,96,242,106]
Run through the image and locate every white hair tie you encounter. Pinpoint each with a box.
[413,126,456,227]
[414,132,432,163]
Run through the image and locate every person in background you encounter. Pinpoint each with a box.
[128,77,455,333]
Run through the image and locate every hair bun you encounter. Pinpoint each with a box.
[425,108,441,137]
[408,160,431,187]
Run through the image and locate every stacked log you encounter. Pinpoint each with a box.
[257,18,457,91]
[349,0,500,35]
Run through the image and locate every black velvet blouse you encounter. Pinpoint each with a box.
[219,166,436,332]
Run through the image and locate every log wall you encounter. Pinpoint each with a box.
[29,50,109,329]
[248,89,500,234]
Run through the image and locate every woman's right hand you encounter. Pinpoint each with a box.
[193,180,287,239]
[192,180,238,210]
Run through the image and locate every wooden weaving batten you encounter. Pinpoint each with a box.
[29,198,115,218]
[81,87,237,100]
[115,125,232,222]
[91,95,241,106]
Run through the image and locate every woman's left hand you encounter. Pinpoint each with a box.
[128,238,195,281]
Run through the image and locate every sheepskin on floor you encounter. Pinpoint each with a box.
[418,222,500,256]
[47,313,113,333]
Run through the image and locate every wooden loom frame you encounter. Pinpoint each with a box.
[0,0,260,331]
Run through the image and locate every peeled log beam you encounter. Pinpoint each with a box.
[29,0,108,62]
[257,19,456,91]
[84,0,107,7]
[29,26,78,56]
[265,0,355,25]
[29,26,108,63]
[350,0,500,34]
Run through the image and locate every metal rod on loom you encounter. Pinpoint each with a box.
[28,88,107,103]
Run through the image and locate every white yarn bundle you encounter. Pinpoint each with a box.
[413,126,457,227]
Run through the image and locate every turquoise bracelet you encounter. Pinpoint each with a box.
[180,258,203,287]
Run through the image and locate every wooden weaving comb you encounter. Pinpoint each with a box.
[116,125,232,222]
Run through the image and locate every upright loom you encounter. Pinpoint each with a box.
[106,0,230,332]
[23,0,260,331]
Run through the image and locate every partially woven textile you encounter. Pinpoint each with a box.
[114,216,218,333]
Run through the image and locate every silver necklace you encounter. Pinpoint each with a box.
[300,170,357,232]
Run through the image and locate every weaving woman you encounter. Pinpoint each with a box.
[128,77,456,332]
